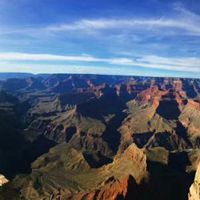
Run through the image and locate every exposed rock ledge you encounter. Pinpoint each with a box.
[0,174,9,186]
[15,143,147,200]
[188,163,200,200]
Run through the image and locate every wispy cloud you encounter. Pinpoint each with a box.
[0,53,99,62]
[2,17,199,37]
[30,4,200,37]
[1,4,200,37]
[0,52,200,73]
[44,18,200,36]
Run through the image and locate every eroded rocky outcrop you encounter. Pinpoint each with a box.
[14,143,147,200]
[0,174,8,186]
[179,100,200,142]
[188,162,200,200]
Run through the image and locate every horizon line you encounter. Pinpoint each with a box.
[0,71,199,80]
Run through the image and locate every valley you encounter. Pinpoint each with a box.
[0,73,200,200]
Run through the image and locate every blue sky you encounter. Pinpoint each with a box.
[0,0,200,77]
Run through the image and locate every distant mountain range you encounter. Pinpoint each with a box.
[0,73,34,80]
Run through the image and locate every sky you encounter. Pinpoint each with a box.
[0,0,200,78]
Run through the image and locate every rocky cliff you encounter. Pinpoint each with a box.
[188,163,200,200]
[0,174,8,186]
[14,143,147,200]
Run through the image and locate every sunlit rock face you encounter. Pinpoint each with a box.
[188,163,200,200]
[15,143,147,200]
[0,174,8,186]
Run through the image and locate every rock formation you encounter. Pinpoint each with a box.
[0,174,8,186]
[14,143,147,200]
[188,162,200,200]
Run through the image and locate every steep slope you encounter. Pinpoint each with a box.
[188,162,200,200]
[179,99,200,145]
[27,86,132,166]
[14,143,147,200]
[0,91,56,178]
[119,85,190,151]
[0,175,8,187]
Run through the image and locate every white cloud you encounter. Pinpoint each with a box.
[56,19,177,29]
[43,17,200,36]
[0,52,199,73]
[0,52,99,62]
[1,4,200,37]
[43,4,200,37]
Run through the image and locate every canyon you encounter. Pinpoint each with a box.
[0,73,200,199]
